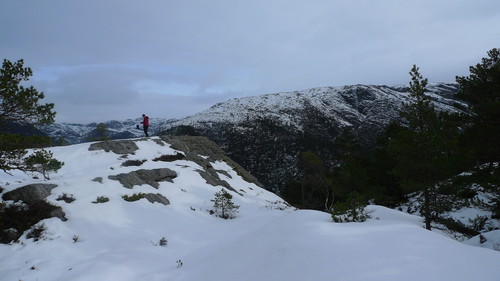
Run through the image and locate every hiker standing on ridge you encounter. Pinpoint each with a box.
[141,114,149,137]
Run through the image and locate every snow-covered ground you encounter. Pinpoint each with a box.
[1,137,499,281]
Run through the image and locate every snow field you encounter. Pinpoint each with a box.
[0,137,499,281]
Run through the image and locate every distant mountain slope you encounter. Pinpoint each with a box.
[38,118,176,144]
[0,121,48,137]
[160,83,465,191]
[166,83,461,132]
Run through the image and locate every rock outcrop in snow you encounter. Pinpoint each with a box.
[108,168,177,189]
[2,183,58,205]
[0,136,280,244]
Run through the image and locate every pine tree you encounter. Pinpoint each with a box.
[368,123,405,207]
[211,189,240,219]
[297,151,334,211]
[91,123,110,141]
[281,179,302,207]
[24,150,64,180]
[389,65,455,230]
[456,48,500,220]
[456,48,500,163]
[0,59,63,175]
[332,128,370,202]
[0,59,55,124]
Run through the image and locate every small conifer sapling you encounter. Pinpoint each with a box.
[211,188,240,219]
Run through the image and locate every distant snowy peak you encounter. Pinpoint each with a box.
[166,83,463,130]
[38,118,177,144]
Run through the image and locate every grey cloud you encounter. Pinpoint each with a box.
[1,0,499,123]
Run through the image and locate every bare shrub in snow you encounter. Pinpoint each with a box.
[56,193,75,203]
[26,223,46,241]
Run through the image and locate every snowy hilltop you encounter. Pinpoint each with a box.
[1,136,499,281]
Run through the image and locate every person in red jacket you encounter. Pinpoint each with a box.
[141,114,149,137]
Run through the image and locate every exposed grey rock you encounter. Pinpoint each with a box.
[89,140,139,155]
[161,135,262,192]
[197,169,232,190]
[152,138,167,146]
[216,169,232,179]
[49,206,68,221]
[121,159,147,167]
[108,168,177,189]
[143,193,170,205]
[2,184,58,204]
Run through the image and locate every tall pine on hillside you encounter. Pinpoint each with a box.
[456,48,500,220]
[456,48,500,164]
[389,65,456,230]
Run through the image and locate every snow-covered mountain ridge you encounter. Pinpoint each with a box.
[165,83,462,131]
[1,136,499,281]
[160,82,464,191]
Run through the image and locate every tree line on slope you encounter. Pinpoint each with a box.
[282,48,500,233]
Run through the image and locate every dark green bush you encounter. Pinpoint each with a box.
[92,196,110,204]
[331,192,372,223]
[122,193,146,202]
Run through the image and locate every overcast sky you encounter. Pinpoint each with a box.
[1,0,499,123]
